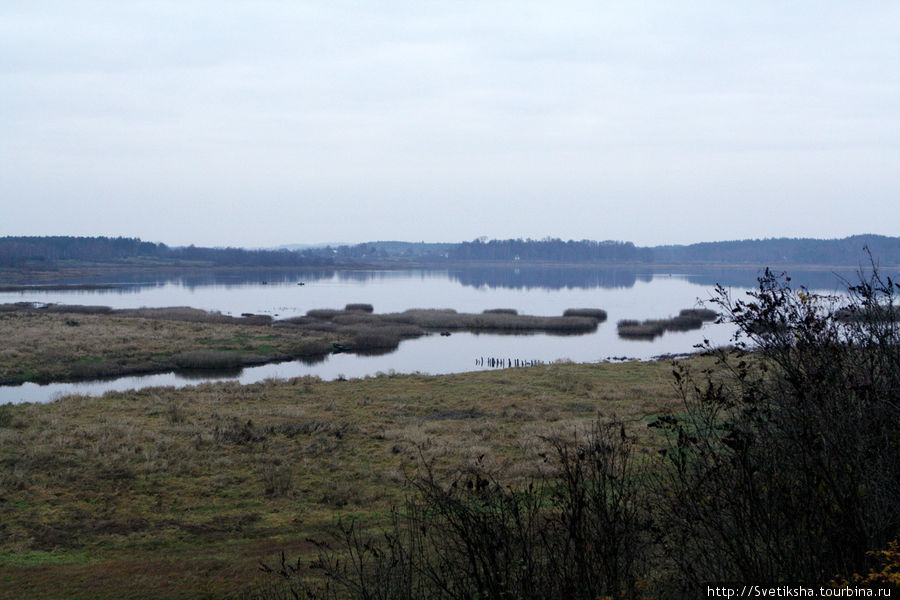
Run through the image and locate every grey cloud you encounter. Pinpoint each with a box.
[1,1,898,247]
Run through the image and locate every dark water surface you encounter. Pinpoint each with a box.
[0,266,858,404]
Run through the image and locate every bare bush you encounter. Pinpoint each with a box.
[258,421,649,600]
[651,265,900,592]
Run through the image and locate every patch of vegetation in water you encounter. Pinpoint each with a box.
[617,307,717,339]
[0,301,607,385]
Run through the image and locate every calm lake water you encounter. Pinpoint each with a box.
[0,266,860,404]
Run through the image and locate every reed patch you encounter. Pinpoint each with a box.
[617,307,717,339]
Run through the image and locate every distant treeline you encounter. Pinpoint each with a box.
[447,235,900,268]
[2,234,899,270]
[0,236,333,268]
[652,234,900,266]
[299,241,455,260]
[448,238,652,263]
[352,235,900,266]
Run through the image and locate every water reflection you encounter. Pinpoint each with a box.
[173,368,245,380]
[448,266,652,290]
[30,268,340,291]
[674,267,863,292]
[448,265,869,292]
[17,265,873,294]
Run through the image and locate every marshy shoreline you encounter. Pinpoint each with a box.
[0,302,608,386]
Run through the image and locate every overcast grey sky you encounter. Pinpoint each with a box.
[2,1,898,248]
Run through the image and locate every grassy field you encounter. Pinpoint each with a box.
[0,358,699,599]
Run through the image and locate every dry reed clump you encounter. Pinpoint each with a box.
[356,322,422,337]
[331,312,379,325]
[344,303,374,313]
[382,309,599,333]
[118,306,273,326]
[318,479,369,508]
[281,307,601,345]
[0,302,32,312]
[40,304,114,314]
[274,318,340,333]
[617,308,715,339]
[212,418,267,445]
[663,314,704,331]
[284,313,427,352]
[306,308,342,319]
[3,302,274,325]
[679,308,718,321]
[257,457,294,497]
[173,350,245,370]
[563,308,608,321]
[68,360,124,379]
[340,322,425,351]
[290,337,334,356]
[349,328,402,350]
[0,405,24,429]
[616,319,666,339]
[263,420,355,438]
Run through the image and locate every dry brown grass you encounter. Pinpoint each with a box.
[616,308,716,339]
[0,357,709,599]
[271,306,604,356]
[563,307,608,321]
[344,303,374,313]
[679,308,718,321]
[382,308,599,332]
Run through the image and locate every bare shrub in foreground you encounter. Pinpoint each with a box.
[651,265,899,593]
[250,262,898,599]
[256,421,649,600]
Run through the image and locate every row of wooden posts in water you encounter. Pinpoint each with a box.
[476,357,544,368]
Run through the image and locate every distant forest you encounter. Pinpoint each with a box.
[652,234,900,266]
[296,235,899,266]
[0,236,332,269]
[1,234,898,270]
[448,238,653,263]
